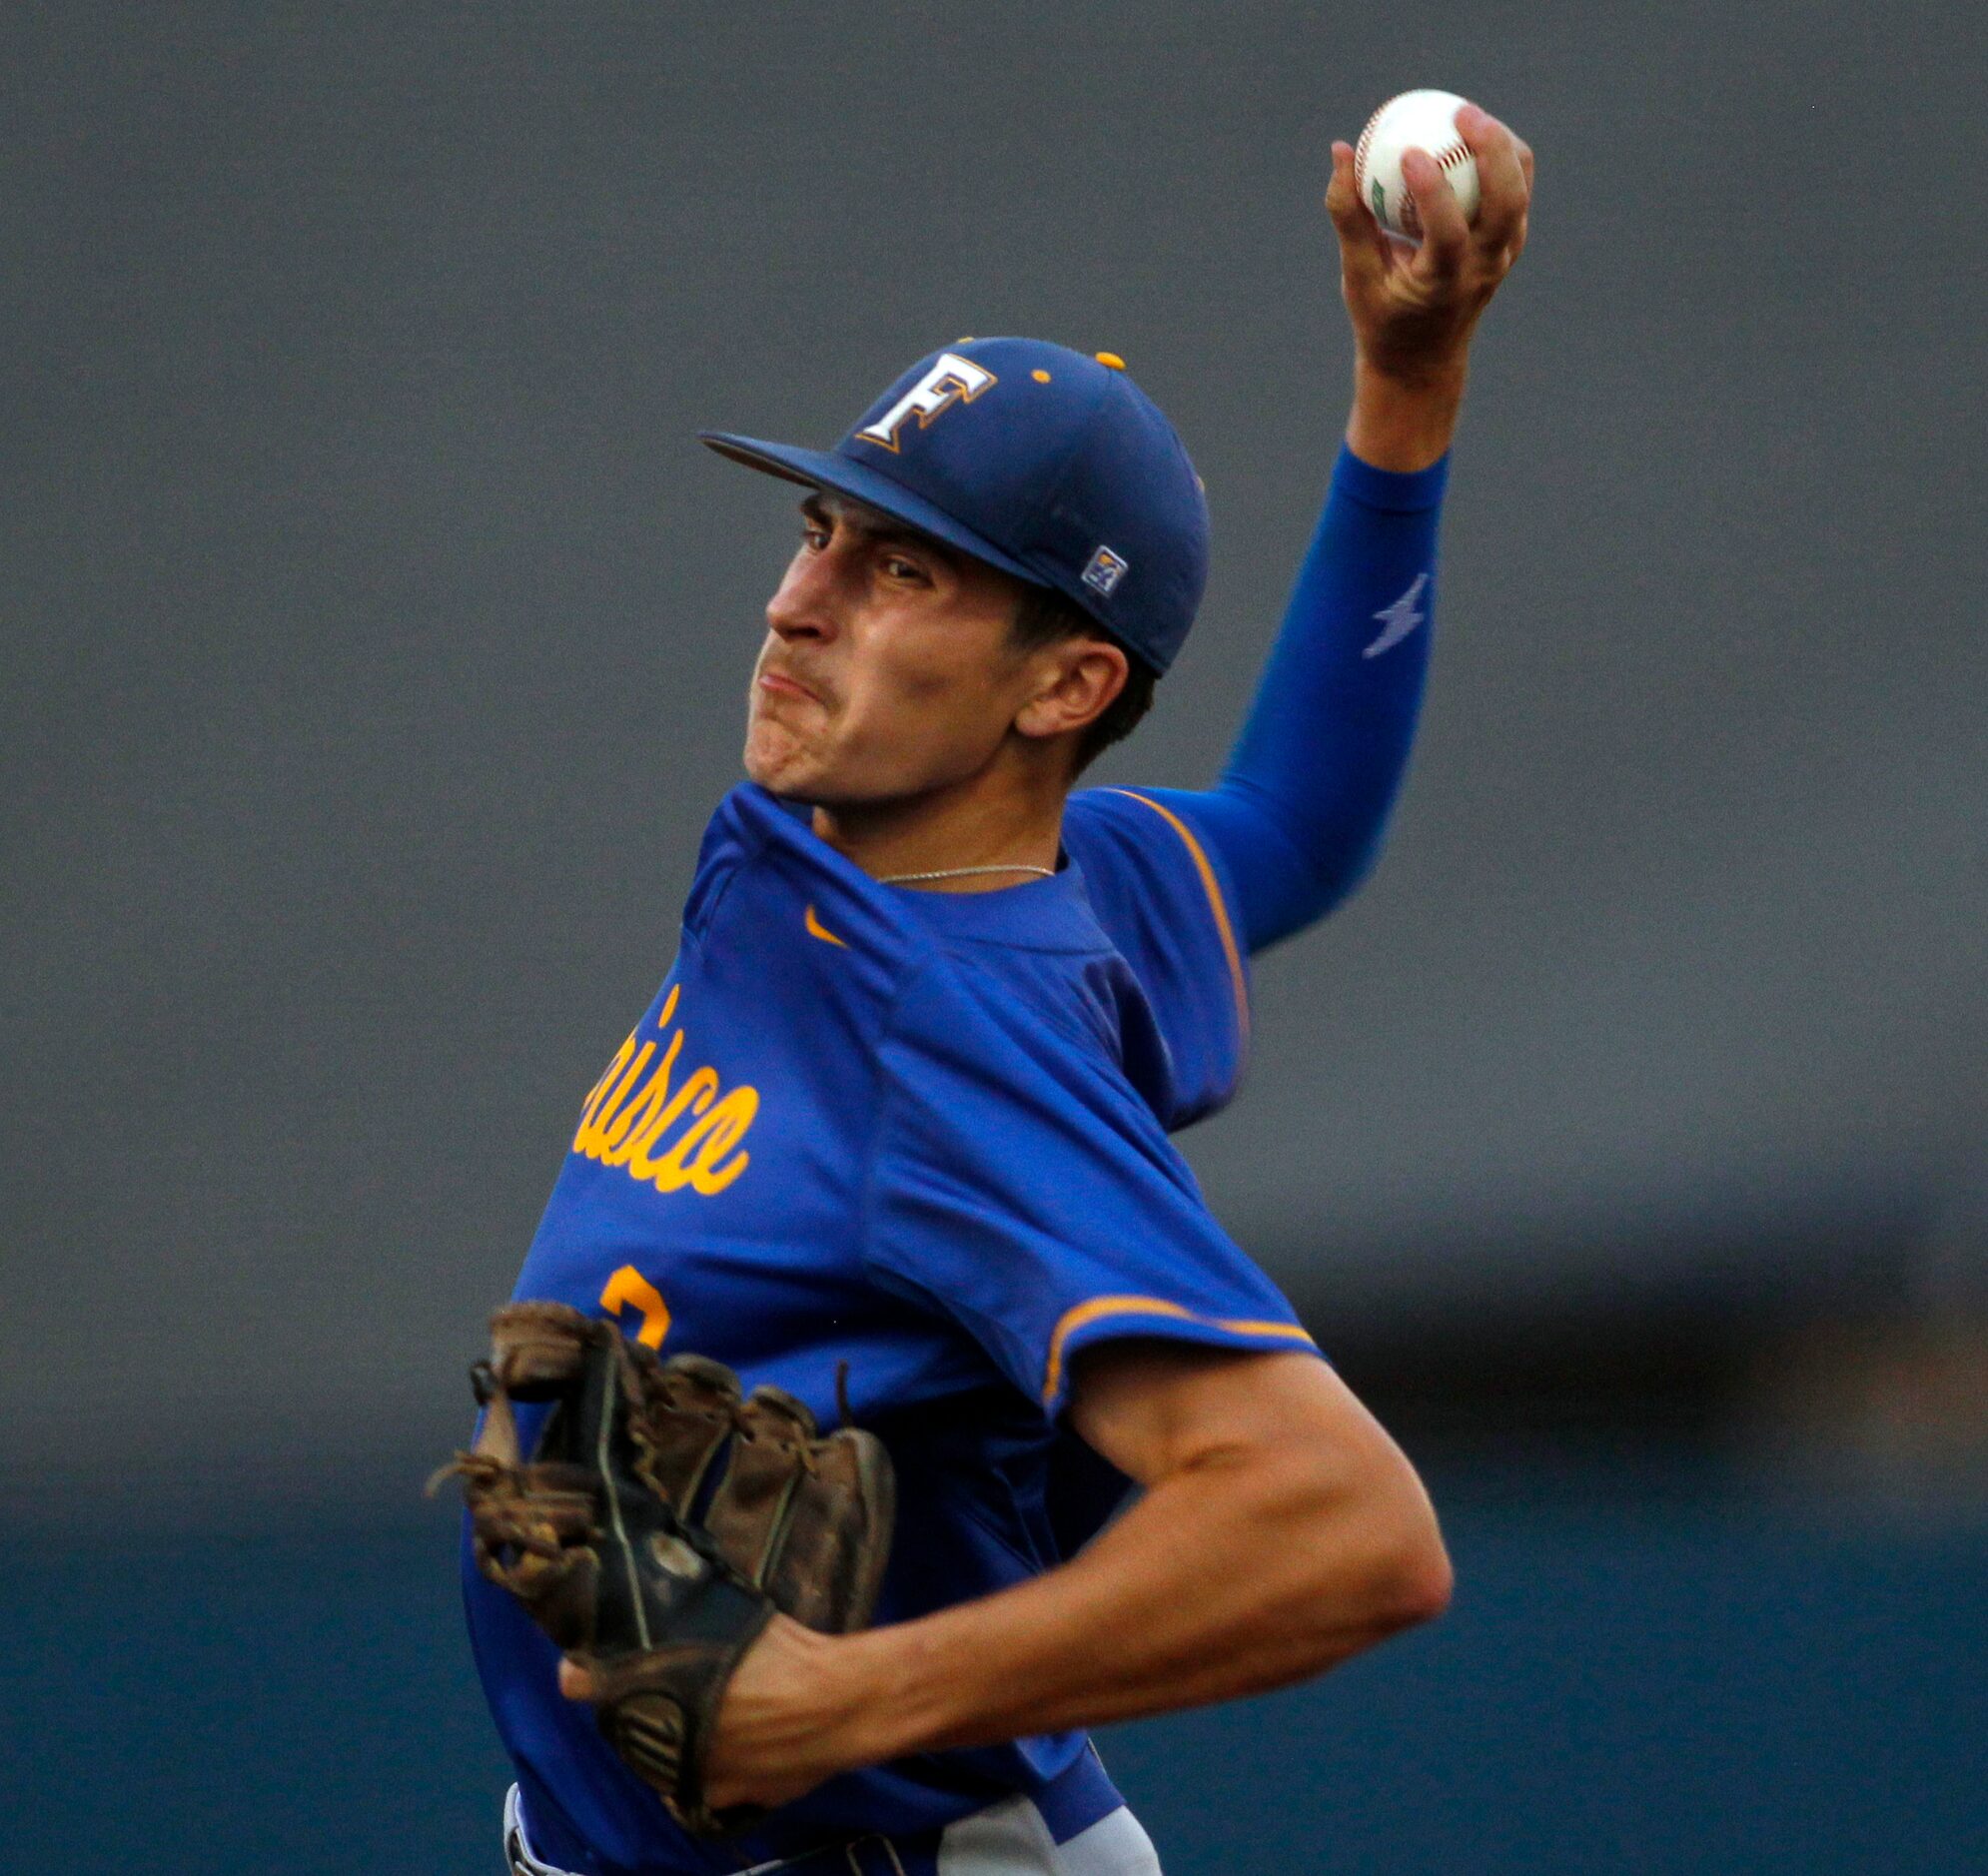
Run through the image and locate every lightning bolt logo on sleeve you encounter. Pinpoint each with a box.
[1363,571,1430,658]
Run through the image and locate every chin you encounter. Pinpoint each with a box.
[742,719,817,798]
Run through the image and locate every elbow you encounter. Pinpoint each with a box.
[1342,1463,1452,1638]
[1379,1519,1454,1632]
[1233,820,1386,952]
[1293,1450,1455,1643]
[1389,1452,1456,1623]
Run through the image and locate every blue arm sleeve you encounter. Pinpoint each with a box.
[1144,443,1450,953]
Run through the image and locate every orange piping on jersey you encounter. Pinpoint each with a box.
[1040,1295,1316,1406]
[804,904,849,947]
[1106,789,1251,1050]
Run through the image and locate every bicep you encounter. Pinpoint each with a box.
[1064,1340,1409,1492]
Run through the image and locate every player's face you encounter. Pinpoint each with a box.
[744,493,1044,805]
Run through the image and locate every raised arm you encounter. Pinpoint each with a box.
[1152,104,1533,953]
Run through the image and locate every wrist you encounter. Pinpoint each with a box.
[710,1617,873,1788]
[737,1619,943,1777]
[823,1619,958,1765]
[1345,355,1467,472]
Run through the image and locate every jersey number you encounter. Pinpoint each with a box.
[599,1265,670,1349]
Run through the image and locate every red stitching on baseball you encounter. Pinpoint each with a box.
[1353,96,1473,218]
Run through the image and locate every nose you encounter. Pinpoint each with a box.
[765,537,843,645]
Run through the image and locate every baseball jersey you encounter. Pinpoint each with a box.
[465,779,1315,1875]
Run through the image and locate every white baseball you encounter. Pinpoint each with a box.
[1353,89,1482,243]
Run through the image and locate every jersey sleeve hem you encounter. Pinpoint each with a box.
[1333,441,1452,512]
[1041,1294,1319,1413]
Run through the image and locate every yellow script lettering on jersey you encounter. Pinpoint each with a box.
[572,986,760,1197]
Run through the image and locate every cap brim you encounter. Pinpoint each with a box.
[698,432,1048,590]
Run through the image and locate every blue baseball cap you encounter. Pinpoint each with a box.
[699,337,1209,674]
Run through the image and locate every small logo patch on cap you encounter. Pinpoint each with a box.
[1082,545,1129,596]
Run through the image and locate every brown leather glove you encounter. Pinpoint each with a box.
[434,1302,894,1836]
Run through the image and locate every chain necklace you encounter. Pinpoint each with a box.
[876,862,1057,885]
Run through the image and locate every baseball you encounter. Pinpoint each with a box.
[1354,89,1482,243]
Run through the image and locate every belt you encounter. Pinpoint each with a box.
[740,1841,916,1876]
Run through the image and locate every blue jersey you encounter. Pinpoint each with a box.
[467,781,1317,1874]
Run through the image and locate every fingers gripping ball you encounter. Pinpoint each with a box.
[434,1303,895,1837]
[1354,89,1482,242]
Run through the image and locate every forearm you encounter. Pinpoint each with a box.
[881,1447,1443,1746]
[756,1438,1447,1776]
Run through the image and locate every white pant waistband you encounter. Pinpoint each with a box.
[501,1782,1163,1876]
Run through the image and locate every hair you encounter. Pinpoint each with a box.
[1008,582,1159,775]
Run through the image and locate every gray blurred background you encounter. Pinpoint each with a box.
[4,3,1984,1871]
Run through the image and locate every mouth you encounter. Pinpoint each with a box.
[756,665,822,706]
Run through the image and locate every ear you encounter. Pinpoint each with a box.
[1013,639,1129,743]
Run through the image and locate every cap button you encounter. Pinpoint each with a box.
[1094,351,1126,371]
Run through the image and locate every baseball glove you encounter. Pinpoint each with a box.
[434,1301,894,1837]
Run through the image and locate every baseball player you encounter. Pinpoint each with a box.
[468,111,1532,1875]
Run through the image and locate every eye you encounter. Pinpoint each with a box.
[882,552,930,584]
[800,518,830,551]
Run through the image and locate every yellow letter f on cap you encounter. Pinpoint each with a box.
[855,352,997,454]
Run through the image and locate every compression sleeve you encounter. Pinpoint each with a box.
[1143,443,1449,953]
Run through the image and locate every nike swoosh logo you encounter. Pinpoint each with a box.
[1363,571,1430,658]
[804,904,848,948]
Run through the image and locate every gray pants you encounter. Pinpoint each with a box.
[501,1784,1164,1876]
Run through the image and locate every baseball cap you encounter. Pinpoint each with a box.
[699,337,1209,674]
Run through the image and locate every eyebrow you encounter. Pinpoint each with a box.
[800,493,960,568]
